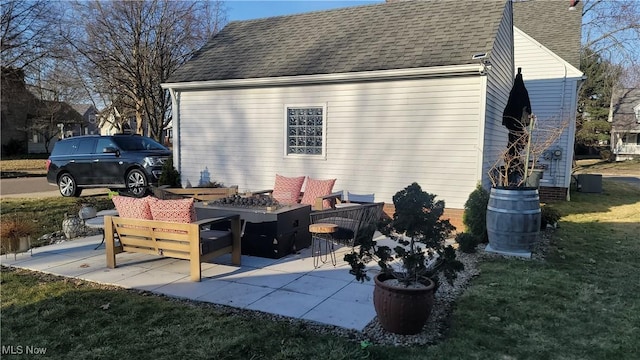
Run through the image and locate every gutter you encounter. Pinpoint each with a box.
[161,64,486,90]
[168,88,181,185]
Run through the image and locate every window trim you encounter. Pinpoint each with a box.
[283,103,327,159]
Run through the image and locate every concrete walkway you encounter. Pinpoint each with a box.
[2,234,384,331]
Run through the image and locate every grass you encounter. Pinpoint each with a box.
[1,196,115,243]
[574,158,640,175]
[0,158,48,176]
[2,181,639,358]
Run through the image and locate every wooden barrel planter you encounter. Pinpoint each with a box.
[373,273,435,335]
[486,188,541,253]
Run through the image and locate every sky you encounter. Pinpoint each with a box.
[226,0,382,21]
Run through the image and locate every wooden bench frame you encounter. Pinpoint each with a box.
[153,186,239,201]
[104,215,241,281]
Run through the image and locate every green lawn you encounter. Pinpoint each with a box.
[1,196,115,245]
[1,180,639,359]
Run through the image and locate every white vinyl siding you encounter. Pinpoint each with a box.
[481,0,514,189]
[514,27,583,189]
[177,76,484,209]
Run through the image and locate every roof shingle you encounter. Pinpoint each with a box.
[166,0,509,83]
[512,0,582,69]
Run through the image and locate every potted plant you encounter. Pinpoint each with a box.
[344,182,463,335]
[486,69,569,256]
[487,113,570,256]
[0,215,37,258]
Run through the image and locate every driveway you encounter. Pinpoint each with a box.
[0,176,108,199]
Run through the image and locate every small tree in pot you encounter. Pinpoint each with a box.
[344,182,463,335]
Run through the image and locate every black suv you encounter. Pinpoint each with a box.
[46,134,171,197]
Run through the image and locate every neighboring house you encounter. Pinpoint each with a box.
[72,104,100,136]
[1,67,83,155]
[512,0,583,200]
[163,120,173,147]
[27,103,99,153]
[162,0,516,226]
[97,105,136,136]
[609,88,640,161]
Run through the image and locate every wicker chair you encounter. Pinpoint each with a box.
[309,202,384,247]
[355,202,385,245]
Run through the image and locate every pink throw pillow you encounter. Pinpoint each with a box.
[271,174,305,205]
[149,198,196,223]
[300,177,336,208]
[111,196,154,220]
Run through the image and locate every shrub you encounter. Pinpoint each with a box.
[345,182,462,286]
[463,183,489,243]
[158,157,180,187]
[540,205,561,230]
[455,232,479,253]
[199,181,225,188]
[600,149,613,162]
[0,215,37,254]
[2,138,26,157]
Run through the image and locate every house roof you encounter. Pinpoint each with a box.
[71,104,96,117]
[166,0,509,84]
[512,0,582,69]
[610,88,640,125]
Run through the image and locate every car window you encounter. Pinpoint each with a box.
[78,139,97,154]
[96,138,116,153]
[112,136,167,151]
[51,139,78,156]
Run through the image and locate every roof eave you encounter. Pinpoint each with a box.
[162,64,486,91]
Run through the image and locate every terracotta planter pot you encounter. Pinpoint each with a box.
[373,273,435,335]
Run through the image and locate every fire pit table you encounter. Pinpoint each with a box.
[195,202,311,259]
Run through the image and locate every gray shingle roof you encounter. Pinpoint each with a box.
[611,88,640,124]
[71,104,94,117]
[166,0,508,84]
[513,0,582,69]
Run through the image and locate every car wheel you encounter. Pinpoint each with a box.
[126,169,148,198]
[58,173,79,197]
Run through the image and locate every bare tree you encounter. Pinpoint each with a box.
[489,115,570,188]
[1,0,62,73]
[67,0,227,141]
[582,0,640,86]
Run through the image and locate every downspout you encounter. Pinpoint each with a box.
[565,75,586,201]
[476,70,489,189]
[552,63,568,186]
[168,88,181,187]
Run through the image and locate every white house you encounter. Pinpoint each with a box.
[512,0,584,200]
[609,88,640,161]
[162,0,516,226]
[162,0,584,224]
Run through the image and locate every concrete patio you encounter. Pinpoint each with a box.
[1,234,386,331]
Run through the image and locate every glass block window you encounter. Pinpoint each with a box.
[285,106,325,156]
